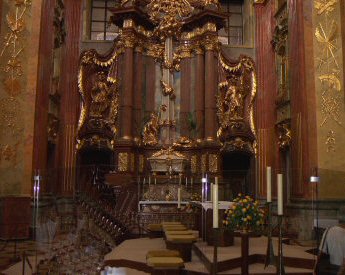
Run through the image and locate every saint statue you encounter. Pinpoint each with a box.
[142,112,160,146]
[224,85,243,120]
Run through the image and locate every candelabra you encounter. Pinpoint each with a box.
[277,215,285,275]
[265,202,276,267]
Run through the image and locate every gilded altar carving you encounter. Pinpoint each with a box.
[139,154,144,173]
[209,154,218,173]
[172,136,195,148]
[201,154,207,173]
[118,152,129,172]
[161,80,175,99]
[142,112,160,146]
[276,123,291,150]
[77,34,125,151]
[217,53,257,154]
[130,153,135,172]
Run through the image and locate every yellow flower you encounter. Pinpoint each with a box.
[247,215,252,220]
[242,208,247,213]
[243,218,247,222]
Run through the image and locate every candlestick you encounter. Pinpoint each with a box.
[177,187,181,209]
[267,167,272,202]
[213,183,218,228]
[277,174,283,215]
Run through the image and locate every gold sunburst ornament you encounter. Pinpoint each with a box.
[147,0,194,40]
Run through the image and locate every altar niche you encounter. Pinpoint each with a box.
[221,152,254,200]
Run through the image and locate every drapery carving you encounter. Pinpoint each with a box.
[217,52,257,154]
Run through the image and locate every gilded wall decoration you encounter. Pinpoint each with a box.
[0,143,19,167]
[139,154,144,173]
[325,130,336,152]
[118,152,129,172]
[130,153,135,172]
[209,154,218,173]
[217,53,257,154]
[1,0,31,97]
[0,97,23,140]
[314,0,343,129]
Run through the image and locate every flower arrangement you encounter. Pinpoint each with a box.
[223,194,265,232]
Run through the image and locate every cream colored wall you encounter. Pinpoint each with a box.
[0,1,42,196]
[312,0,345,199]
[222,0,256,59]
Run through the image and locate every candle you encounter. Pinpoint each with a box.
[177,187,181,209]
[154,177,157,185]
[213,183,219,228]
[267,167,272,202]
[185,177,188,187]
[277,174,283,215]
[143,177,146,185]
[179,174,181,185]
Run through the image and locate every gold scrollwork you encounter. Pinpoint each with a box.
[209,154,218,173]
[118,152,129,172]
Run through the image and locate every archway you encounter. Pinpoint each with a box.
[222,152,253,200]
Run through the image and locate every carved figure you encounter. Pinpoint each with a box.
[90,72,111,117]
[224,85,243,119]
[142,112,160,146]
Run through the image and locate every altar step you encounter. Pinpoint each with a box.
[103,237,315,275]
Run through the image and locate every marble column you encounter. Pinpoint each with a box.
[32,0,55,192]
[120,43,134,141]
[180,49,192,137]
[58,0,83,196]
[204,44,217,142]
[133,46,143,140]
[194,48,205,141]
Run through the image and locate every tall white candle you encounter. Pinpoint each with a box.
[267,167,272,202]
[277,174,283,215]
[154,177,157,185]
[143,177,146,185]
[177,187,181,209]
[185,177,188,187]
[213,183,219,228]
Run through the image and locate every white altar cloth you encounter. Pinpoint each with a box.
[200,201,234,211]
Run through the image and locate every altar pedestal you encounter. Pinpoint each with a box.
[200,201,234,247]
